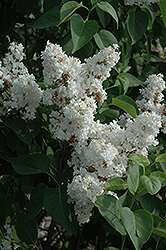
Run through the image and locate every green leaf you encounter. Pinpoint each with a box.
[44,187,78,234]
[159,0,166,29]
[10,154,50,175]
[153,215,166,238]
[94,30,118,49]
[155,153,166,163]
[5,117,32,145]
[140,175,161,195]
[31,6,60,29]
[44,0,61,12]
[27,183,48,220]
[74,41,93,61]
[100,107,120,119]
[118,73,144,88]
[118,76,130,94]
[139,194,166,217]
[118,95,139,115]
[11,212,38,245]
[96,7,111,28]
[62,33,94,60]
[127,164,140,194]
[59,1,83,25]
[127,10,149,44]
[121,208,153,250]
[129,154,150,168]
[104,178,127,191]
[111,96,138,118]
[70,14,98,53]
[95,195,126,235]
[151,171,166,187]
[97,2,118,27]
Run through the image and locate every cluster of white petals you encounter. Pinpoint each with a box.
[124,0,159,5]
[136,74,166,134]
[1,42,165,225]
[41,42,166,224]
[0,224,19,250]
[0,42,43,119]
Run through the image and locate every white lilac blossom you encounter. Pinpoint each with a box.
[41,42,166,224]
[67,171,104,224]
[1,42,165,225]
[0,42,43,119]
[42,41,120,107]
[124,0,159,5]
[136,74,166,133]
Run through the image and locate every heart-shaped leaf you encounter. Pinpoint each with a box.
[97,2,118,27]
[140,175,161,195]
[70,14,98,53]
[59,1,83,25]
[111,96,138,118]
[10,154,50,175]
[127,10,148,44]
[44,187,78,235]
[94,30,118,49]
[127,164,140,194]
[95,195,126,235]
[104,178,127,191]
[129,154,150,168]
[121,208,153,250]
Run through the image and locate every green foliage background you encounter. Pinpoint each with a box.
[0,0,166,249]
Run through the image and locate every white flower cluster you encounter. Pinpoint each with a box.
[42,42,166,224]
[0,42,43,119]
[124,0,159,5]
[0,224,19,250]
[1,42,165,225]
[136,74,166,134]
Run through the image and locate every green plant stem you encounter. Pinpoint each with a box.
[46,172,59,187]
[121,235,126,250]
[85,3,97,21]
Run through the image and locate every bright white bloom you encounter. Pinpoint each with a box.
[124,0,159,5]
[124,111,162,156]
[42,43,166,224]
[0,42,43,119]
[1,42,165,225]
[136,74,166,133]
[42,42,120,106]
[67,171,104,224]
